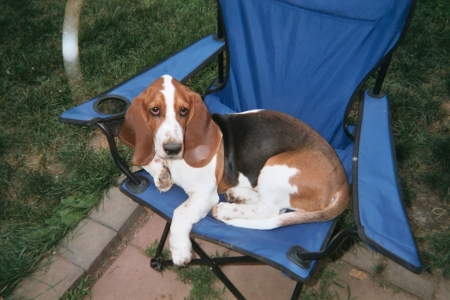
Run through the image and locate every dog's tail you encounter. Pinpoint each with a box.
[223,189,349,230]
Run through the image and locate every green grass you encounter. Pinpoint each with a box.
[384,0,450,277]
[0,0,449,298]
[0,0,216,297]
[389,1,450,203]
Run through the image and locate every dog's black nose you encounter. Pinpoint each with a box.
[163,142,182,155]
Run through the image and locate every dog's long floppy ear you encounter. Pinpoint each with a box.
[119,92,155,166]
[183,88,222,168]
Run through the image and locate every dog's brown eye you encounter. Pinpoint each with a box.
[150,107,160,116]
[180,107,189,116]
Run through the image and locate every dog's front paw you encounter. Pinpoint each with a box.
[224,188,258,204]
[224,190,245,204]
[169,234,192,267]
[156,168,173,192]
[171,247,192,267]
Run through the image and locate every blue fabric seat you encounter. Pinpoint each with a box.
[60,0,421,297]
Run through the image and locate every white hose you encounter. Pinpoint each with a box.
[62,0,83,100]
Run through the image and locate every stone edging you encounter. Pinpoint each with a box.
[12,187,143,299]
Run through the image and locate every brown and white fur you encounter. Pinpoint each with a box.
[119,75,350,266]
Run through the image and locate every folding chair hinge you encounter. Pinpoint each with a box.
[286,246,313,269]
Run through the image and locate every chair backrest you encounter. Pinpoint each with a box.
[213,0,414,149]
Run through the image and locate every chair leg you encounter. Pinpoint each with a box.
[191,238,246,300]
[290,281,304,299]
[149,223,299,299]
[150,221,171,272]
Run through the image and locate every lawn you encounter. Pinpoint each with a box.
[0,0,449,298]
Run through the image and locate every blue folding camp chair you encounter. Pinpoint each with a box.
[60,0,421,298]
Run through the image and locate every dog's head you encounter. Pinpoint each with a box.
[119,75,222,168]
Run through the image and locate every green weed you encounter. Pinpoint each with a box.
[59,275,94,300]
[145,239,170,261]
[299,267,349,300]
[177,265,225,300]
[373,262,388,277]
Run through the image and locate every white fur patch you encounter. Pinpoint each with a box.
[236,172,253,189]
[161,75,176,118]
[257,165,298,205]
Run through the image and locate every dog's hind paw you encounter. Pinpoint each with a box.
[212,203,234,221]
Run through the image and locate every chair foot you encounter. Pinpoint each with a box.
[150,255,165,272]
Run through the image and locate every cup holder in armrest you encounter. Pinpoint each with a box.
[93,94,130,118]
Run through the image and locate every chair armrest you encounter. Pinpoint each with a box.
[353,89,421,273]
[60,35,225,125]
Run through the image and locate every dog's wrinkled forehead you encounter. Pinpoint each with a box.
[141,76,170,111]
[142,75,191,115]
[160,74,175,109]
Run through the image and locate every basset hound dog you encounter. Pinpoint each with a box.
[119,75,350,266]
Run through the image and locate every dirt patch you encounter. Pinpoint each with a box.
[410,192,448,237]
[89,130,110,152]
[441,101,450,115]
[441,101,450,126]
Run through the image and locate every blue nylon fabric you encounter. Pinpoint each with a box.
[357,91,421,269]
[210,0,412,150]
[60,35,224,124]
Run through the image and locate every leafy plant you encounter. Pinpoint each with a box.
[58,195,99,227]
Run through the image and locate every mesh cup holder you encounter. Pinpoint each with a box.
[93,95,130,118]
